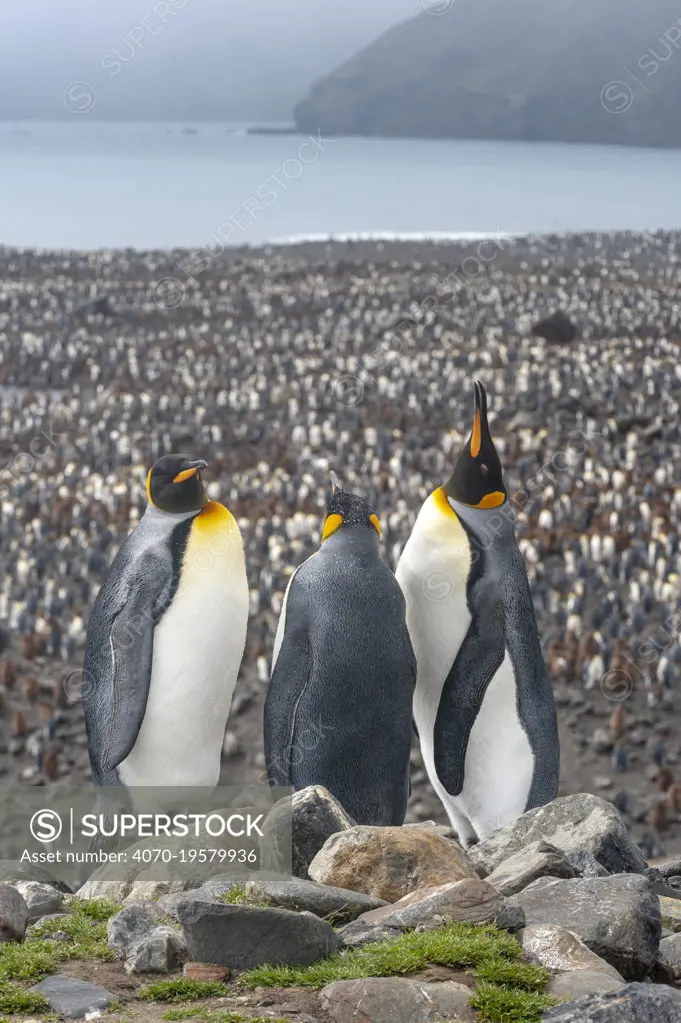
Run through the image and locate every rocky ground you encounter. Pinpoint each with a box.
[1,788,681,1022]
[1,231,681,860]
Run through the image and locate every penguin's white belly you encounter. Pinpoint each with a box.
[119,512,248,792]
[459,652,534,838]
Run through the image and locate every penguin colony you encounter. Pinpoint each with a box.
[1,231,681,851]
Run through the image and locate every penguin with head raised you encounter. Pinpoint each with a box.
[83,454,249,802]
[396,381,559,847]
[264,472,416,825]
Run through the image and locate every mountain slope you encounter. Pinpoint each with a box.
[294,0,681,146]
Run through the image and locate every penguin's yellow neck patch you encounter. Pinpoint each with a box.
[146,469,153,505]
[322,513,343,542]
[194,500,237,535]
[468,491,506,509]
[433,487,458,519]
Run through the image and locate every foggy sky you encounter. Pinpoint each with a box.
[0,0,422,122]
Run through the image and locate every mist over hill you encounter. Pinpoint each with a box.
[294,0,681,147]
[0,0,419,122]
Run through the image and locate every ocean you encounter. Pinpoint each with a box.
[1,121,681,250]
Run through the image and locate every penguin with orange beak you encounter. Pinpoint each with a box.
[83,453,248,801]
[264,473,416,825]
[396,382,558,847]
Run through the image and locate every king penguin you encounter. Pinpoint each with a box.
[82,454,249,801]
[396,382,559,847]
[264,473,416,825]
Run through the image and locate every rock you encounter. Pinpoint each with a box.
[542,982,681,1021]
[124,926,188,975]
[308,825,477,902]
[404,821,458,841]
[357,877,523,933]
[469,794,647,877]
[320,977,476,1023]
[336,920,403,948]
[0,861,71,893]
[590,728,614,754]
[655,858,681,879]
[531,310,577,345]
[515,875,660,980]
[177,899,341,969]
[107,902,168,960]
[261,785,356,878]
[13,881,64,924]
[486,841,575,895]
[77,873,202,904]
[30,975,116,1018]
[547,970,625,999]
[245,875,388,923]
[563,850,610,879]
[521,924,624,981]
[27,912,72,936]
[659,896,681,933]
[655,933,681,982]
[0,883,28,942]
[183,962,230,981]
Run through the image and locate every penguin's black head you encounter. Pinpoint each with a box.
[146,454,208,514]
[444,381,507,508]
[321,472,381,542]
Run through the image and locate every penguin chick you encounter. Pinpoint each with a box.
[396,380,559,848]
[82,454,249,802]
[264,472,416,826]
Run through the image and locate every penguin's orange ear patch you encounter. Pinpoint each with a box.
[322,513,343,541]
[473,491,506,509]
[370,514,381,535]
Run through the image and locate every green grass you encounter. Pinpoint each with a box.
[0,898,120,983]
[139,979,230,1003]
[471,980,558,1023]
[237,922,557,1023]
[0,981,49,1014]
[238,922,525,989]
[216,884,270,908]
[161,1012,290,1023]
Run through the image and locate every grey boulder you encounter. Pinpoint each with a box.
[107,902,168,959]
[124,926,188,975]
[30,975,116,1019]
[470,794,647,877]
[245,875,388,923]
[261,785,356,878]
[655,932,681,983]
[0,883,28,942]
[320,977,476,1023]
[358,877,524,933]
[541,982,681,1021]
[486,840,576,895]
[547,969,624,1000]
[177,899,340,969]
[13,880,64,924]
[336,920,403,948]
[515,874,660,980]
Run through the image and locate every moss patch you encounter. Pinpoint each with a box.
[0,898,120,984]
[471,979,557,1022]
[238,922,525,988]
[238,922,557,1023]
[216,884,271,909]
[0,981,50,1015]
[139,979,230,1003]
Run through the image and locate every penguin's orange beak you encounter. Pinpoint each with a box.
[173,459,208,483]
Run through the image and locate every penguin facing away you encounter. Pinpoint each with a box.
[264,473,416,826]
[83,454,249,800]
[396,382,559,847]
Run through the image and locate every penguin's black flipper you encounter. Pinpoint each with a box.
[83,547,178,780]
[264,568,312,789]
[433,573,505,798]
